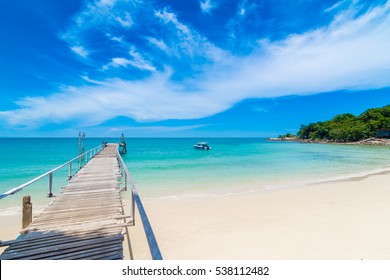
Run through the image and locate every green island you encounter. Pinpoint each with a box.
[274,105,390,144]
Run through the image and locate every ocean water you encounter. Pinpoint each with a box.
[1,138,390,214]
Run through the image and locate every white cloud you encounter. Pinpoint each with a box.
[2,1,390,128]
[108,124,208,133]
[115,12,133,28]
[103,49,156,72]
[70,46,89,58]
[154,8,189,34]
[147,37,169,52]
[239,0,248,16]
[154,8,227,61]
[81,75,109,85]
[102,57,132,70]
[112,57,132,67]
[63,0,136,54]
[128,48,156,72]
[325,0,347,13]
[325,0,359,14]
[0,71,229,127]
[97,0,117,7]
[200,0,215,14]
[110,36,123,42]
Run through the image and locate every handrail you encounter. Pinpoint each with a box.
[0,144,104,200]
[116,149,163,260]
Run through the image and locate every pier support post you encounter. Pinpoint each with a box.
[22,196,32,229]
[68,161,72,180]
[48,172,53,197]
[131,192,135,226]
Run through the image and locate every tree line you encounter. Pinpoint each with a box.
[297,105,390,142]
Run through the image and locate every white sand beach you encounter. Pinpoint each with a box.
[126,171,390,260]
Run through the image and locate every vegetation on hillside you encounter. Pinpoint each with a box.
[278,133,297,139]
[297,105,390,142]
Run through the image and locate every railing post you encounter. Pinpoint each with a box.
[124,174,127,191]
[79,154,83,169]
[22,196,32,229]
[68,161,72,180]
[131,189,135,226]
[117,154,122,176]
[48,172,53,197]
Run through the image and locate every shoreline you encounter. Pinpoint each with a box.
[2,163,390,209]
[141,165,390,201]
[267,137,390,145]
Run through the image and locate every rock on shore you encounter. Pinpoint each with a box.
[267,137,390,145]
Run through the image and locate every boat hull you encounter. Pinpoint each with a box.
[193,145,211,150]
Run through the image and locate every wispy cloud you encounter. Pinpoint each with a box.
[97,0,117,7]
[110,57,132,68]
[200,0,216,14]
[108,124,208,133]
[2,1,390,128]
[70,46,89,58]
[103,48,156,72]
[154,8,228,62]
[325,0,358,13]
[239,0,247,16]
[115,11,133,28]
[62,0,137,58]
[128,47,156,72]
[147,37,170,53]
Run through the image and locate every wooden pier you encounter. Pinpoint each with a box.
[0,144,132,260]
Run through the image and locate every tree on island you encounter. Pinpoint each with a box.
[297,105,390,142]
[278,133,297,139]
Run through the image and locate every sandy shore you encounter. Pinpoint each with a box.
[127,171,390,260]
[2,171,390,259]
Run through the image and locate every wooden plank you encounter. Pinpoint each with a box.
[30,215,125,226]
[2,231,123,251]
[1,234,123,259]
[8,239,123,260]
[34,209,124,220]
[40,204,124,214]
[2,227,124,248]
[3,232,122,253]
[20,222,133,235]
[60,189,119,195]
[31,215,131,226]
[21,221,133,235]
[50,244,123,260]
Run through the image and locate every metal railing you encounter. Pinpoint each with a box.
[0,144,104,200]
[116,149,163,260]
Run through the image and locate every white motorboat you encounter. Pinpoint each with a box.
[193,142,211,150]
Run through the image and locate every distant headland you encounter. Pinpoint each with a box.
[269,105,390,145]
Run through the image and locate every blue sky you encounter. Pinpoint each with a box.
[1,0,390,137]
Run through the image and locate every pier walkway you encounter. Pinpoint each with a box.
[0,144,132,260]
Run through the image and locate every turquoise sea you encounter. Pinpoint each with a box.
[1,138,390,215]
